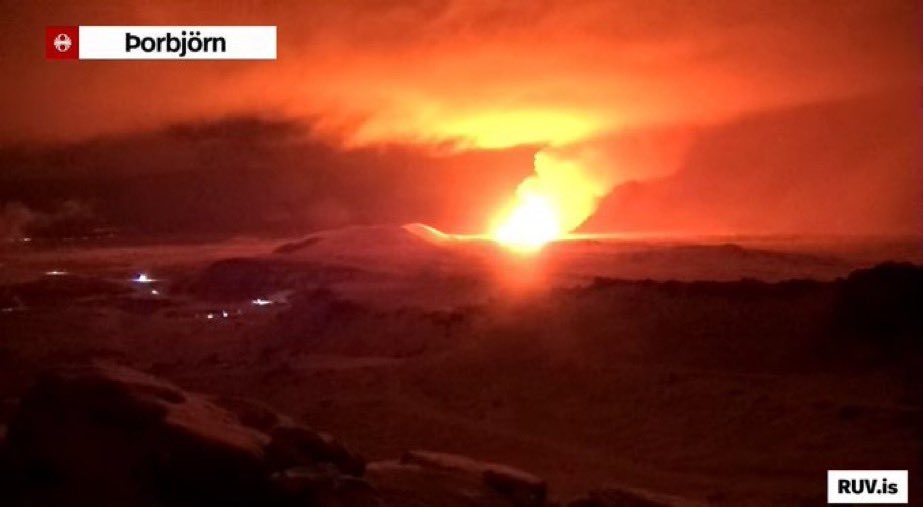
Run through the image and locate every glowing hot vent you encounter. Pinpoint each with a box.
[492,192,562,252]
[491,149,605,253]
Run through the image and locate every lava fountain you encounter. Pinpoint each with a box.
[490,149,608,253]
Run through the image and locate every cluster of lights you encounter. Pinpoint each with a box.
[37,269,280,320]
[132,273,156,283]
[200,298,277,322]
[130,273,164,297]
[205,310,231,320]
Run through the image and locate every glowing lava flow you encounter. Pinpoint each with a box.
[492,191,562,252]
[491,149,606,253]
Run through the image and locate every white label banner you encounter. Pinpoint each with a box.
[828,470,909,504]
[78,26,276,60]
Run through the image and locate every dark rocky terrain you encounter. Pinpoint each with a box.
[0,363,674,507]
[0,235,920,506]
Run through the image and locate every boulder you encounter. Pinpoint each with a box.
[365,450,546,507]
[6,364,270,505]
[4,363,371,506]
[211,395,292,433]
[267,424,366,477]
[271,465,380,507]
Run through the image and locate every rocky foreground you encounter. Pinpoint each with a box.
[0,364,676,507]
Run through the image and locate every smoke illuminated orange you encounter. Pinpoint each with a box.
[491,150,608,252]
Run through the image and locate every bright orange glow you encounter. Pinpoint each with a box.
[492,191,562,252]
[491,150,608,252]
[348,106,602,150]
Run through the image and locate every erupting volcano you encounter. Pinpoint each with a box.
[491,191,562,252]
[490,149,609,252]
[1,2,920,506]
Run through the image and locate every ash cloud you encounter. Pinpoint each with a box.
[0,117,533,237]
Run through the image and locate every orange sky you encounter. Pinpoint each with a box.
[0,1,919,238]
[2,0,919,147]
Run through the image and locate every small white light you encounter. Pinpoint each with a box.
[150,289,159,295]
[45,270,68,276]
[221,311,229,318]
[22,237,32,242]
[251,298,273,306]
[206,313,214,319]
[132,273,155,283]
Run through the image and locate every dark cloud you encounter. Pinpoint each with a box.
[0,117,533,236]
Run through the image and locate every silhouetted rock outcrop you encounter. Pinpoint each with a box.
[365,450,546,507]
[0,365,702,506]
[4,364,371,506]
[833,262,923,343]
[267,424,366,477]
